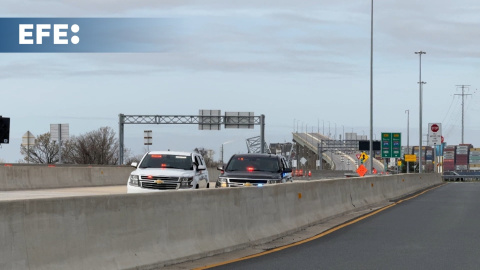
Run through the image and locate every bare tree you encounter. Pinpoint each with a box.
[66,127,120,165]
[20,133,59,164]
[124,153,145,166]
[194,147,217,167]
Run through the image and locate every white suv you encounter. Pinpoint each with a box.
[127,151,210,193]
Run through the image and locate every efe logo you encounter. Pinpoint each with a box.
[19,24,79,45]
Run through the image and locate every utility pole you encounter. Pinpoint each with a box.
[369,0,374,175]
[415,50,426,173]
[405,109,410,173]
[455,85,471,144]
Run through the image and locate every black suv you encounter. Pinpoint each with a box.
[216,153,293,188]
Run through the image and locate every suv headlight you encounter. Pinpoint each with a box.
[129,175,139,186]
[180,176,193,187]
[217,177,228,187]
[180,176,193,182]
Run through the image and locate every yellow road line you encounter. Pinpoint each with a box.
[195,183,447,270]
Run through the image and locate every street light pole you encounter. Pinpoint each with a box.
[405,109,410,173]
[221,144,224,165]
[335,123,337,140]
[328,121,331,139]
[369,0,374,175]
[415,51,426,173]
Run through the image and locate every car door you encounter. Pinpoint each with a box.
[281,157,292,182]
[199,156,209,187]
[194,155,208,188]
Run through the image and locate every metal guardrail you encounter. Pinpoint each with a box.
[442,172,480,181]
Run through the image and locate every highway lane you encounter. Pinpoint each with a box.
[205,183,480,270]
[0,179,319,201]
[0,185,127,201]
[0,176,319,200]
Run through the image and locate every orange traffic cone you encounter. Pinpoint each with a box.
[308,170,312,177]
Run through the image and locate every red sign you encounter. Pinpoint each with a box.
[431,124,439,132]
[356,154,361,159]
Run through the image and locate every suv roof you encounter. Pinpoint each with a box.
[230,153,284,158]
[147,151,196,156]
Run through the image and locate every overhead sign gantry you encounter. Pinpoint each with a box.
[118,110,265,165]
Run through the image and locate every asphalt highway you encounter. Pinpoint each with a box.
[198,183,480,270]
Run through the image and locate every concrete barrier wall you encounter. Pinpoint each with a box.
[0,165,135,191]
[0,174,443,270]
[0,165,221,191]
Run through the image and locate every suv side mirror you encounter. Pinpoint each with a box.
[197,164,207,171]
[283,168,292,173]
[131,162,138,168]
[217,166,224,171]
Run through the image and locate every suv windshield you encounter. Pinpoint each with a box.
[226,156,280,173]
[139,154,193,170]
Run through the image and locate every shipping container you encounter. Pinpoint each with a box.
[443,160,455,171]
[460,143,474,148]
[470,164,480,171]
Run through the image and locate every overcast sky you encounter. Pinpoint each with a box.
[1,0,480,163]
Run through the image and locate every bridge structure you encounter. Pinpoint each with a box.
[292,132,385,172]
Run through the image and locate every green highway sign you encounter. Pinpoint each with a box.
[391,132,401,158]
[381,133,391,158]
[381,132,401,158]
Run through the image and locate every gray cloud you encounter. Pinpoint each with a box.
[1,1,480,80]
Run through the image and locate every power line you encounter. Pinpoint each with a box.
[441,95,457,124]
[443,97,462,140]
[454,85,471,144]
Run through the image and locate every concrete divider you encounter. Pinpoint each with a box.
[0,174,443,270]
[0,165,221,191]
[0,165,134,191]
